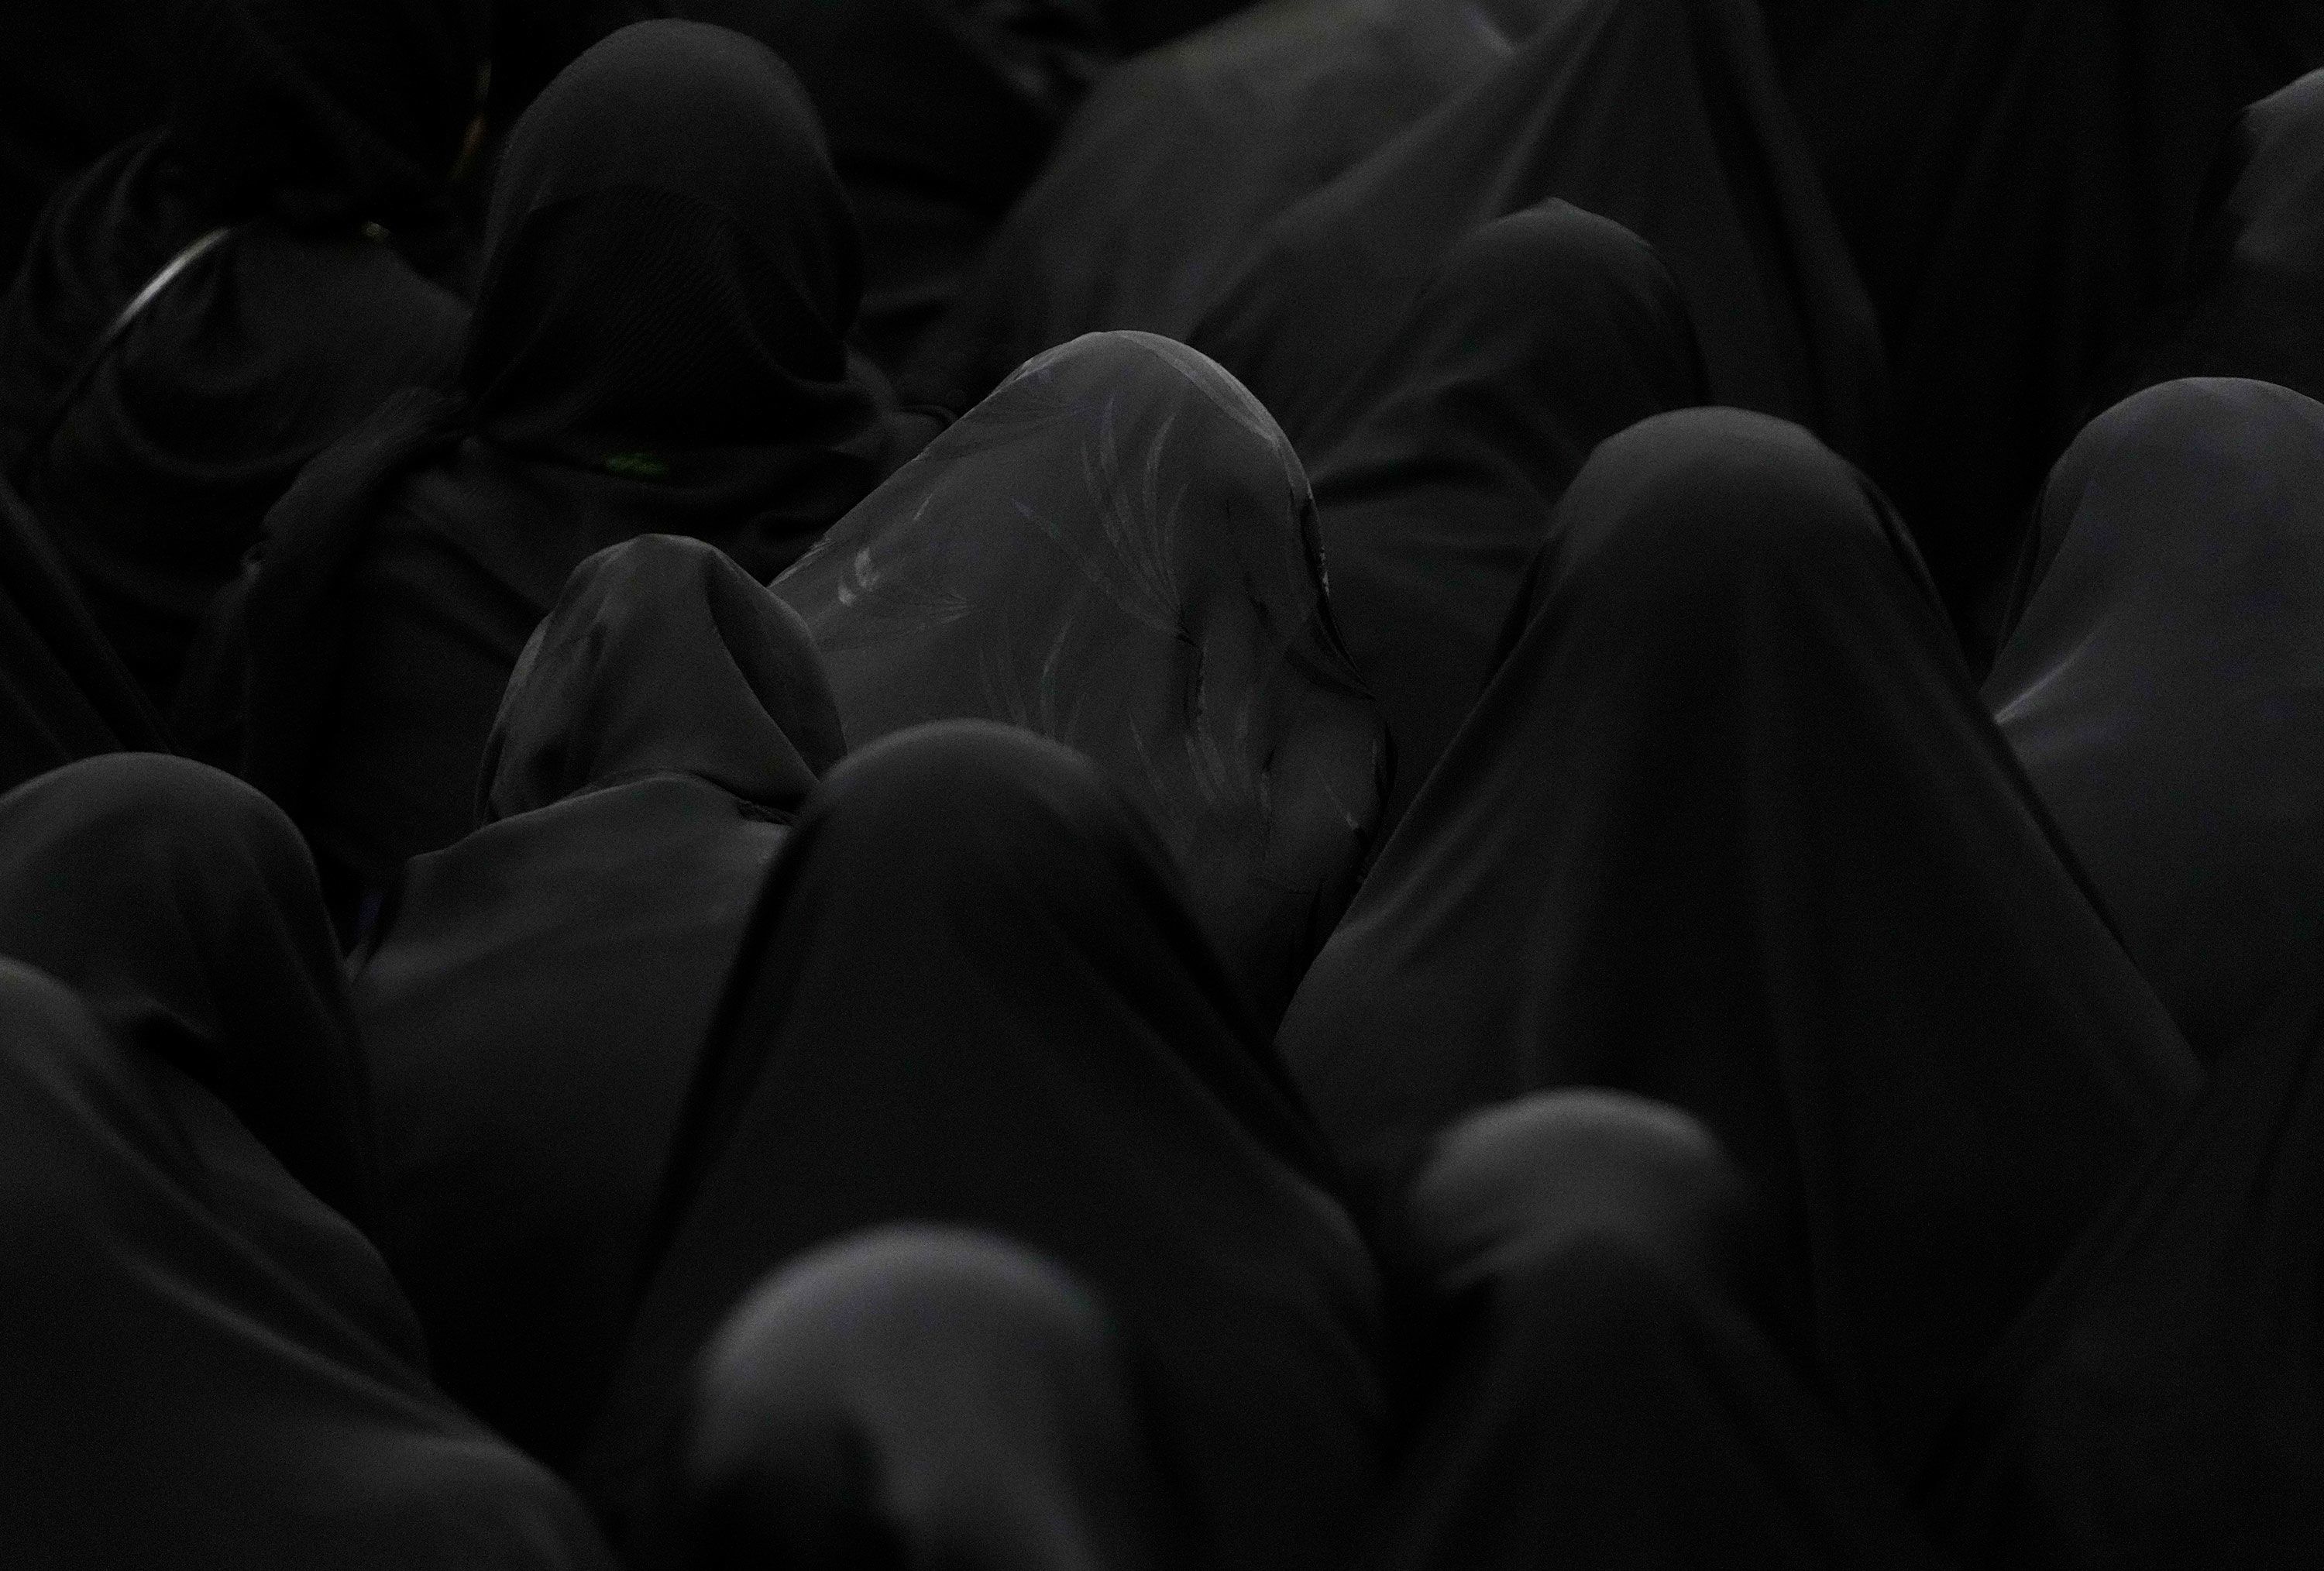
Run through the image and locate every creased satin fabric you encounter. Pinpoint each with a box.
[356,534,842,1467]
[1305,202,1707,827]
[1276,408,2197,1473]
[1190,0,1882,465]
[574,722,1387,1571]
[1985,378,2324,1064]
[775,331,1383,1025]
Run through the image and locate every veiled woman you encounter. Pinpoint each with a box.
[177,20,939,923]
[774,330,1384,1026]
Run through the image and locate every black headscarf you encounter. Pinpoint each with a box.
[356,534,843,1467]
[676,0,1115,369]
[0,753,379,1232]
[1984,379,2324,1065]
[901,0,1563,410]
[1189,0,1882,466]
[1362,1092,1947,1570]
[1274,409,2199,1473]
[676,1228,1190,1571]
[1305,202,1707,829]
[574,722,1388,1571]
[1925,992,2324,1569]
[1778,0,2324,631]
[0,957,618,1570]
[2109,67,2324,409]
[775,331,1383,1026]
[180,19,933,896]
[0,470,167,792]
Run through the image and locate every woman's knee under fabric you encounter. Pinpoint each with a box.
[677,1227,1184,1571]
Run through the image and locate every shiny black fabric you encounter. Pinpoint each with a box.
[0,754,380,1232]
[675,1228,1190,1571]
[1925,993,2324,1569]
[775,332,1383,1026]
[1276,409,2198,1473]
[574,723,1388,1571]
[1365,1093,1945,1571]
[180,21,934,895]
[902,0,1559,410]
[1779,0,2324,624]
[1985,379,2324,1064]
[0,135,466,705]
[354,535,843,1468]
[0,471,166,791]
[2113,68,2324,407]
[1190,0,1882,464]
[0,957,617,1570]
[678,0,1113,369]
[1306,203,1707,829]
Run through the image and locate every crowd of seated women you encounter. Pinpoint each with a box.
[2,0,2322,1566]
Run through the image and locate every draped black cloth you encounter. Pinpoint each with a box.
[675,1227,1190,1571]
[179,20,933,897]
[574,723,1388,1571]
[677,0,1114,371]
[355,535,842,1468]
[775,331,1383,1026]
[1925,992,2324,1569]
[1985,379,2324,1065]
[1778,0,2324,625]
[1364,1092,1945,1571]
[0,754,380,1232]
[1275,409,2198,1473]
[1307,203,1706,830]
[2113,68,2324,407]
[0,470,167,792]
[902,0,1556,410]
[0,955,617,1569]
[1189,0,1882,464]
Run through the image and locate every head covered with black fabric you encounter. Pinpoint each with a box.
[773,330,1384,1025]
[164,0,492,229]
[463,19,886,513]
[1985,376,2324,1063]
[1308,201,1707,823]
[480,533,846,823]
[0,754,377,1231]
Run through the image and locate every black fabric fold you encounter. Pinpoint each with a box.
[1985,377,2324,1064]
[1276,408,2198,1472]
[574,722,1388,1571]
[1779,0,2324,622]
[0,957,616,1570]
[1305,202,1707,829]
[0,753,380,1233]
[901,0,1562,410]
[775,330,1383,1026]
[1361,1092,1947,1571]
[353,534,845,1468]
[1189,0,1882,466]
